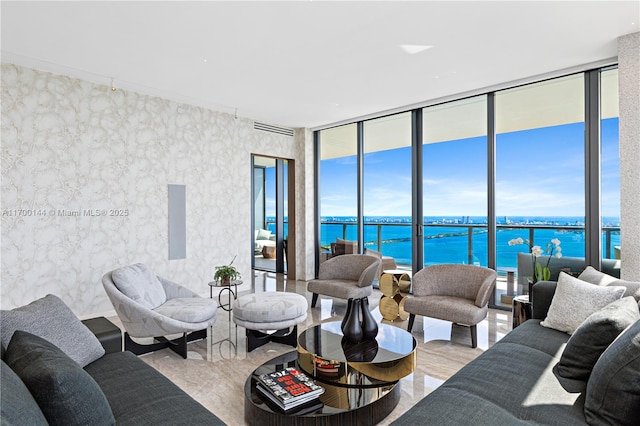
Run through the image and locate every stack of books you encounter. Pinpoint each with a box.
[256,367,325,411]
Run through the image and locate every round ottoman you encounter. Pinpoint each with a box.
[233,292,308,352]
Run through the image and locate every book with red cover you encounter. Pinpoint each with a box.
[256,367,324,409]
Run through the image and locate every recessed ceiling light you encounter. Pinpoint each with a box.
[399,44,433,55]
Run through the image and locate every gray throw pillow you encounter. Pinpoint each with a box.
[0,294,104,367]
[112,263,167,309]
[578,266,619,285]
[541,272,625,334]
[558,297,640,380]
[1,359,48,426]
[4,331,115,426]
[584,319,640,426]
[579,266,640,300]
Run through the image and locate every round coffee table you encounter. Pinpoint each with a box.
[244,322,417,425]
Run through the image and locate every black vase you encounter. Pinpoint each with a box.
[343,298,363,344]
[341,298,354,332]
[360,297,378,340]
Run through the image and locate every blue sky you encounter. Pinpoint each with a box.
[312,118,620,218]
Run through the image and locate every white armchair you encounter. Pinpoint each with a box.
[102,264,217,358]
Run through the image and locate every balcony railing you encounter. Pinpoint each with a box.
[318,221,621,266]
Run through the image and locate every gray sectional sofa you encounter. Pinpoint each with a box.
[392,270,640,425]
[1,295,224,425]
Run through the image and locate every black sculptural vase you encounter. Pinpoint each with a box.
[341,298,354,332]
[342,298,363,344]
[360,297,379,340]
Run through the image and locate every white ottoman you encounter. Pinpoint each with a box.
[233,292,308,352]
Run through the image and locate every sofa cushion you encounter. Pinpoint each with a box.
[390,321,584,425]
[584,319,640,426]
[153,297,218,323]
[1,359,48,426]
[4,331,115,426]
[256,228,272,240]
[0,294,104,367]
[558,297,640,380]
[541,272,625,334]
[85,351,225,425]
[112,263,167,309]
[579,266,640,300]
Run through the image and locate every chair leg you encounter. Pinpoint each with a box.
[124,329,207,359]
[311,293,319,308]
[470,325,478,348]
[407,314,416,332]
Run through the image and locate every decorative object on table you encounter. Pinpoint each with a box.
[341,298,354,332]
[341,297,378,342]
[213,255,241,285]
[379,270,411,321]
[256,367,324,411]
[360,297,378,340]
[342,298,363,344]
[508,237,562,284]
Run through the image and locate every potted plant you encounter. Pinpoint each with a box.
[213,255,241,285]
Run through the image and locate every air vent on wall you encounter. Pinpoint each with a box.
[253,121,295,137]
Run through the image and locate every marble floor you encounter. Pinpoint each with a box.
[115,271,514,426]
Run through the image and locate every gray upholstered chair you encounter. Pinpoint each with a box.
[102,263,217,358]
[308,254,380,307]
[404,264,497,348]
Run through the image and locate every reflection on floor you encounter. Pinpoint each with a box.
[253,254,286,273]
[112,271,514,426]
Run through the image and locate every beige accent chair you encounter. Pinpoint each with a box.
[308,254,380,307]
[404,264,497,348]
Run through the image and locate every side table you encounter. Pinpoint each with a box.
[208,280,241,320]
[379,270,411,321]
[512,295,533,329]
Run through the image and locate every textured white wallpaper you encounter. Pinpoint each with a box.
[1,64,309,315]
[619,32,640,281]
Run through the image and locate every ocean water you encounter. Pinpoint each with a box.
[266,216,620,268]
[315,216,621,268]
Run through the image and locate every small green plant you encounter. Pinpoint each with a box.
[213,255,241,285]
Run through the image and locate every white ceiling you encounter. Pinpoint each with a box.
[2,1,638,129]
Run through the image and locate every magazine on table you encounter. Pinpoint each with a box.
[256,367,324,410]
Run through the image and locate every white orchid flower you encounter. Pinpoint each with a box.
[531,246,543,257]
[551,238,561,246]
[555,252,563,258]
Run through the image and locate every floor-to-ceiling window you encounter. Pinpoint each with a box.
[422,96,488,268]
[315,67,620,310]
[494,74,585,305]
[318,124,358,264]
[600,68,621,261]
[363,113,412,270]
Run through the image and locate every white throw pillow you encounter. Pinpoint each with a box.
[541,272,626,334]
[256,229,272,240]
